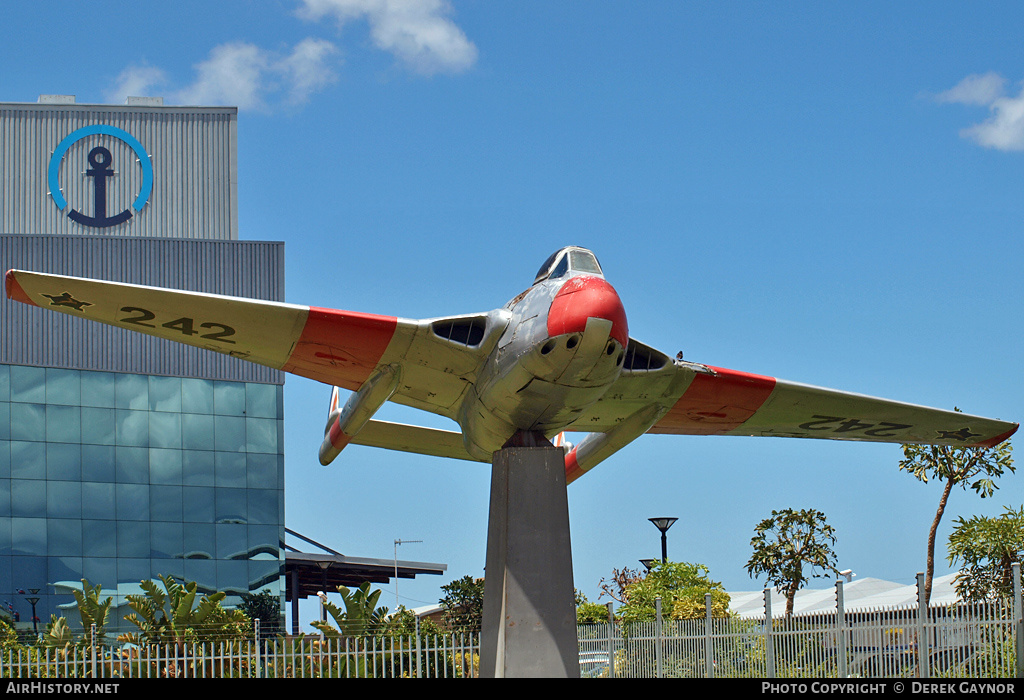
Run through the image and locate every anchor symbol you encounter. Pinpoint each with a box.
[67,146,133,228]
[48,125,153,228]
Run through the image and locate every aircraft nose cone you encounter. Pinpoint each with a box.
[547,276,628,347]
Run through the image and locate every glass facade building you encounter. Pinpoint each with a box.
[0,365,284,625]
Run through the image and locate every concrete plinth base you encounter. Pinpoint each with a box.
[479,442,579,678]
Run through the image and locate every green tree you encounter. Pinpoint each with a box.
[616,560,730,624]
[439,575,485,634]
[575,591,610,624]
[239,590,284,637]
[595,561,731,678]
[745,508,838,617]
[900,435,1014,605]
[118,574,249,650]
[384,606,442,637]
[947,505,1024,603]
[0,614,18,650]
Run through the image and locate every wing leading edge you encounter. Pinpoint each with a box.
[649,366,1017,448]
[572,347,1016,449]
[6,268,509,425]
[562,344,1015,483]
[5,269,403,392]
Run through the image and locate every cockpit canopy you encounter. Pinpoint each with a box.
[534,246,604,285]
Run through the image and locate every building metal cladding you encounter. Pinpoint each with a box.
[0,100,238,240]
[0,235,284,383]
[0,98,284,631]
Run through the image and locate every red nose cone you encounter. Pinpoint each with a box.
[547,276,628,347]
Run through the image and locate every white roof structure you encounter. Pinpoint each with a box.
[728,574,962,618]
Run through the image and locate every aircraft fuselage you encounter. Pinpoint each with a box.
[459,273,629,459]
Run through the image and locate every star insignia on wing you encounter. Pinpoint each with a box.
[42,291,92,311]
[936,427,982,442]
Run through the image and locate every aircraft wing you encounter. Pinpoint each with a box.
[5,270,506,420]
[570,340,1017,449]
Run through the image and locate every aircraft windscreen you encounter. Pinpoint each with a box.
[570,250,603,276]
[535,250,563,283]
[535,247,603,284]
[550,255,569,279]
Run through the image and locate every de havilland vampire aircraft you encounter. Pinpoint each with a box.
[5,246,1018,482]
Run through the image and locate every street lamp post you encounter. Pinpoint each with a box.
[24,589,40,636]
[648,517,678,564]
[315,561,333,622]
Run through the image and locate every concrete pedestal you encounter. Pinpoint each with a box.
[479,442,579,678]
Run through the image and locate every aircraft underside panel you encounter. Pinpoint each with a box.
[5,269,411,390]
[4,270,494,418]
[650,366,777,435]
[646,365,1017,448]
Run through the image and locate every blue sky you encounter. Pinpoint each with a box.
[4,1,1023,628]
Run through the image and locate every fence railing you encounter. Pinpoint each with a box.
[1,609,1018,680]
[578,602,1018,678]
[0,633,481,679]
[577,568,1024,678]
[3,570,1022,678]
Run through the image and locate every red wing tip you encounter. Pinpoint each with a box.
[971,424,1018,449]
[5,270,35,306]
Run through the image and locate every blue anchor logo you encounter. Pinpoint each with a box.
[48,125,153,228]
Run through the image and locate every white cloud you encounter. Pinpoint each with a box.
[279,38,341,105]
[105,0,474,111]
[961,87,1024,151]
[297,0,478,75]
[107,40,340,111]
[935,72,1006,106]
[175,42,271,109]
[936,72,1024,152]
[105,65,168,103]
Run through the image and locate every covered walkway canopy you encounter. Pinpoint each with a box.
[284,528,446,634]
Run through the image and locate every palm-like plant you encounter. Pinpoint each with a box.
[73,579,113,646]
[118,574,248,650]
[309,583,390,678]
[40,614,75,649]
[311,582,389,639]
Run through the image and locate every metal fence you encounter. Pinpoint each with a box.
[578,602,1019,678]
[0,632,480,679]
[3,572,1022,678]
[577,571,1024,678]
[1,608,1019,679]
